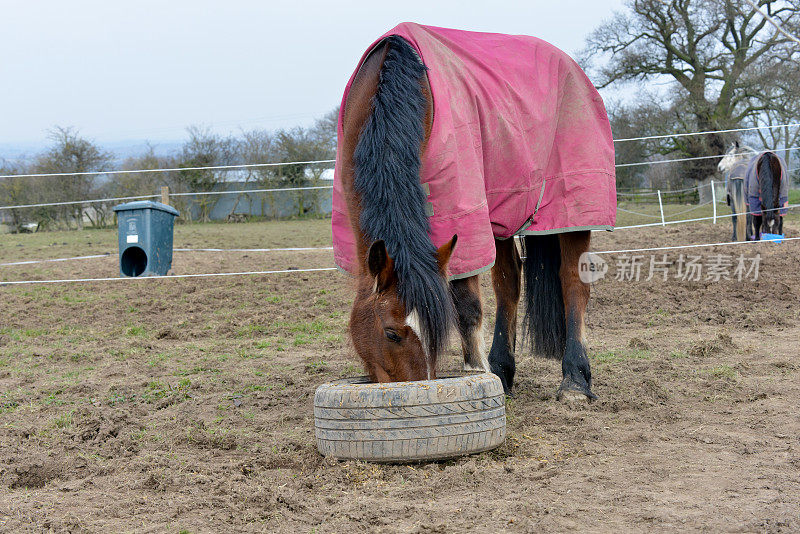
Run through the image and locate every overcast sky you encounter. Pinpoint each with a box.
[1,0,625,149]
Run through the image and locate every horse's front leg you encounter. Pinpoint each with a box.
[450,275,487,372]
[557,231,596,401]
[488,237,522,394]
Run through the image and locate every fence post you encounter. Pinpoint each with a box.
[657,190,665,226]
[710,180,716,224]
[161,186,170,206]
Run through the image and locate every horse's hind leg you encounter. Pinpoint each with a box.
[450,276,487,372]
[488,237,522,394]
[557,231,596,402]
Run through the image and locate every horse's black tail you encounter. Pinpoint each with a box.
[521,235,566,359]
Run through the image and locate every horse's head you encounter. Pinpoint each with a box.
[350,236,457,383]
[718,141,756,175]
[756,151,783,233]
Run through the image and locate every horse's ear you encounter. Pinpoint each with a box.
[435,235,458,275]
[367,240,395,292]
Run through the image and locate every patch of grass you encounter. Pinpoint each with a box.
[236,324,270,337]
[237,348,262,359]
[108,349,129,361]
[276,320,331,335]
[275,320,334,347]
[593,349,652,364]
[69,352,90,363]
[339,363,362,378]
[107,391,132,406]
[646,308,670,326]
[53,409,76,429]
[143,381,170,401]
[304,359,328,373]
[127,325,147,337]
[55,325,78,336]
[293,333,313,346]
[669,350,689,359]
[1,328,47,342]
[147,352,172,367]
[173,366,221,376]
[24,328,47,338]
[0,401,20,415]
[701,365,738,380]
[43,390,67,406]
[272,337,286,352]
[142,379,192,402]
[61,369,84,381]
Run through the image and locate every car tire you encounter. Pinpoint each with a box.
[314,372,506,462]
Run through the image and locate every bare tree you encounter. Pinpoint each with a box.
[0,160,34,232]
[30,127,113,228]
[109,144,170,197]
[273,118,336,217]
[584,0,800,183]
[177,126,238,221]
[239,129,280,217]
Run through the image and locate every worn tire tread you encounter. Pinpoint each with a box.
[314,373,506,462]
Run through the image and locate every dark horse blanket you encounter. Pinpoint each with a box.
[332,23,616,278]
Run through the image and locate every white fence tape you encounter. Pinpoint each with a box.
[0,253,111,267]
[0,267,338,286]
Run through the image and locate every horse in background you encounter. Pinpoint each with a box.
[718,142,757,241]
[745,151,789,241]
[332,24,616,402]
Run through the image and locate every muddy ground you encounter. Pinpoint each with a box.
[0,215,798,532]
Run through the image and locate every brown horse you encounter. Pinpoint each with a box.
[336,31,610,401]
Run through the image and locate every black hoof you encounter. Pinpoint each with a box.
[489,364,513,396]
[557,376,597,402]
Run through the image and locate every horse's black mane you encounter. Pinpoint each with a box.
[353,35,454,357]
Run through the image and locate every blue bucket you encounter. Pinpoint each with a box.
[761,233,784,243]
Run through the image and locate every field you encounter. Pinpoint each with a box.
[1,206,799,532]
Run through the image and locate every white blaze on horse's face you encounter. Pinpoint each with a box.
[718,145,739,174]
[405,309,431,379]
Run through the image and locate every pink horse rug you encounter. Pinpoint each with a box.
[332,23,617,278]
